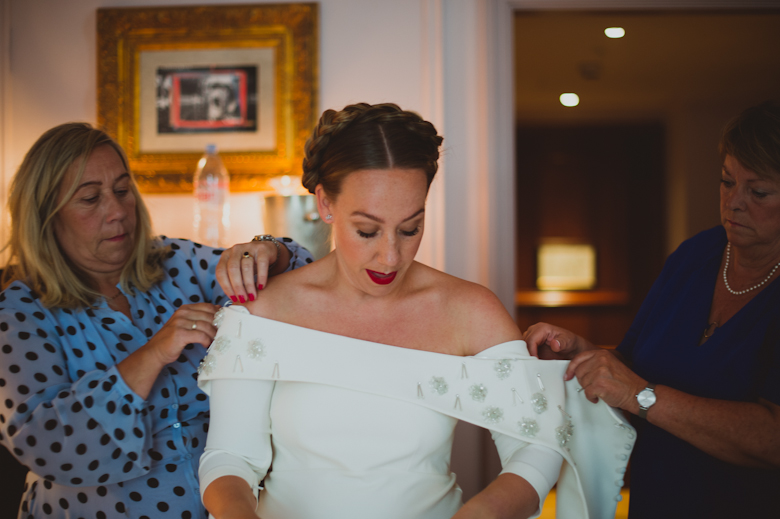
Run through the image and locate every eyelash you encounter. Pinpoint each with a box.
[82,188,130,204]
[357,227,420,239]
[721,179,769,198]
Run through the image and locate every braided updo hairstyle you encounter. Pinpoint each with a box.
[302,103,443,197]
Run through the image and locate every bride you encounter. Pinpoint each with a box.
[197,103,634,519]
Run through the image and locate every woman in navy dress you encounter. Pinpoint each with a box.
[0,122,312,518]
[525,101,780,518]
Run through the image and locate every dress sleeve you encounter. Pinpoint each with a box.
[199,378,275,501]
[617,227,725,361]
[491,431,563,518]
[163,238,229,305]
[162,237,313,306]
[758,318,780,405]
[278,237,315,271]
[617,240,689,361]
[0,300,154,486]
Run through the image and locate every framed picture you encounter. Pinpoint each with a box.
[97,4,318,193]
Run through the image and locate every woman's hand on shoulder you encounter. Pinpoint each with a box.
[522,323,597,360]
[217,238,290,304]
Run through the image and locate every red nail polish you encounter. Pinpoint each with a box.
[248,294,255,302]
[230,296,238,303]
[258,284,264,291]
[239,295,246,303]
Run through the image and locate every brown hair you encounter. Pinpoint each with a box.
[720,100,780,178]
[2,122,167,308]
[301,103,443,198]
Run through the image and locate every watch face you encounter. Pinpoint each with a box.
[637,389,656,408]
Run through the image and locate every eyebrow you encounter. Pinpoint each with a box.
[351,208,425,223]
[722,167,768,183]
[74,172,130,191]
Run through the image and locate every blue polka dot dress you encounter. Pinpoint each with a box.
[0,237,312,519]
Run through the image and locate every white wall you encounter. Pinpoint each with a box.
[0,0,519,304]
[0,0,11,251]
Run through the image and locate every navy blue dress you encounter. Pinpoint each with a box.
[618,226,780,518]
[0,237,312,519]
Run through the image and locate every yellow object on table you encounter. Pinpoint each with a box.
[539,489,629,519]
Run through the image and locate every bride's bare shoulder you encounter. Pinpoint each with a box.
[241,257,328,319]
[416,264,521,354]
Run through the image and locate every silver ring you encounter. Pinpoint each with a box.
[191,322,198,330]
[242,251,251,259]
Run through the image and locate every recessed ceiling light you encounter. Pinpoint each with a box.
[605,27,625,38]
[559,93,580,107]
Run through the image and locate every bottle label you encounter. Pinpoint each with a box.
[195,180,229,203]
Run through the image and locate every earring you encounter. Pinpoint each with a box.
[325,214,332,220]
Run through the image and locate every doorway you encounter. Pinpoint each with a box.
[515,123,666,345]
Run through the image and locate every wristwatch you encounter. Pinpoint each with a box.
[252,234,281,269]
[636,383,657,419]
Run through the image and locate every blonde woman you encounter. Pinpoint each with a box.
[0,122,311,518]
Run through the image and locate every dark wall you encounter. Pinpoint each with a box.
[515,124,667,345]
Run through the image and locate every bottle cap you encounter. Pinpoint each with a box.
[206,144,217,155]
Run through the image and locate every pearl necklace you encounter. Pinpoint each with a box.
[723,242,780,295]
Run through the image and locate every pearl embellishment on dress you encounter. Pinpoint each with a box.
[494,359,512,379]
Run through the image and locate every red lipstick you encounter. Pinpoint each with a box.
[367,269,397,285]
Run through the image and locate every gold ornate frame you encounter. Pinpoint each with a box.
[97,4,318,193]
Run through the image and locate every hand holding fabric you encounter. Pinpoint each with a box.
[565,349,646,412]
[522,322,597,360]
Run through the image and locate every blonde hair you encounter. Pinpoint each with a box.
[2,122,167,308]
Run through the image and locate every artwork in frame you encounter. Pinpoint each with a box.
[97,4,318,193]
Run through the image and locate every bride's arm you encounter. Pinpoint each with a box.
[454,434,563,519]
[200,378,275,518]
[203,476,259,519]
[449,281,562,517]
[455,474,539,519]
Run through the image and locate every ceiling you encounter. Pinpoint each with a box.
[514,11,780,122]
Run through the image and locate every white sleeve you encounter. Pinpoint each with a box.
[199,378,275,502]
[491,431,564,518]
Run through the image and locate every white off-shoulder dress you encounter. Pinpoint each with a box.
[198,306,635,519]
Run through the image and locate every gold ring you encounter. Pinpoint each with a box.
[242,251,251,259]
[191,323,198,330]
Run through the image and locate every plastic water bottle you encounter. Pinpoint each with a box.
[193,144,230,247]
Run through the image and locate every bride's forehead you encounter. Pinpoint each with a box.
[340,168,428,192]
[335,170,428,219]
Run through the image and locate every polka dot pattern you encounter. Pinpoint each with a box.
[0,237,312,518]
